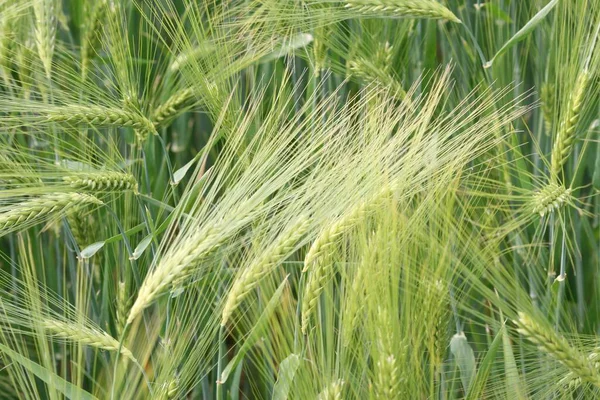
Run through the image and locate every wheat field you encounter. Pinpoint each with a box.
[0,0,599,399]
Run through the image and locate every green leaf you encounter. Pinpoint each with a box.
[79,241,105,259]
[0,343,98,400]
[450,332,477,393]
[272,354,301,400]
[172,156,199,185]
[130,234,152,260]
[466,327,503,400]
[485,0,558,68]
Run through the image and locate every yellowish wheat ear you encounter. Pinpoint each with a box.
[344,0,461,23]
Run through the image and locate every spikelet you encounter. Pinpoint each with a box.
[41,319,137,363]
[344,0,461,23]
[63,171,138,193]
[342,261,368,344]
[33,0,57,79]
[560,350,600,389]
[317,379,344,400]
[156,377,179,400]
[373,355,400,399]
[301,254,333,335]
[127,226,227,325]
[46,105,156,136]
[221,217,310,326]
[81,0,107,81]
[540,82,555,135]
[0,193,103,234]
[348,43,405,99]
[423,279,448,369]
[531,182,572,217]
[152,88,195,127]
[515,312,600,388]
[304,186,391,273]
[115,281,130,339]
[66,206,95,247]
[550,70,590,179]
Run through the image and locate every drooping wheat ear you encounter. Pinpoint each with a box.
[304,186,391,273]
[344,0,461,23]
[317,379,344,400]
[41,319,138,364]
[301,255,334,335]
[66,206,95,247]
[63,171,138,193]
[373,355,399,400]
[0,193,103,233]
[33,0,57,79]
[550,70,590,179]
[540,82,555,135]
[46,105,156,137]
[152,88,195,127]
[559,350,600,389]
[115,281,130,339]
[81,0,107,81]
[531,182,572,217]
[127,226,227,325]
[221,217,310,326]
[348,55,405,99]
[515,312,600,388]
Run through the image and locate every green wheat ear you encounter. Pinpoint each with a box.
[344,0,461,23]
[531,182,572,217]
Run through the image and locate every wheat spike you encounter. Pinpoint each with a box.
[550,70,590,179]
[66,206,95,247]
[81,0,107,81]
[0,193,103,233]
[152,88,195,127]
[221,217,309,326]
[127,226,227,325]
[115,281,130,339]
[33,0,57,79]
[46,104,156,136]
[531,182,572,217]
[344,0,461,23]
[304,186,391,273]
[540,82,555,134]
[63,171,138,193]
[373,355,400,399]
[560,350,600,389]
[41,319,138,363]
[317,379,344,400]
[515,312,600,388]
[301,255,334,335]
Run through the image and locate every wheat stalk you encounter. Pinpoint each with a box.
[46,105,156,136]
[41,319,137,363]
[531,182,572,217]
[63,172,138,193]
[0,193,103,233]
[152,88,195,127]
[33,0,57,79]
[550,70,590,179]
[344,0,461,23]
[221,217,310,326]
[515,312,600,388]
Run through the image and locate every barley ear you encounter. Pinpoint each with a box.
[531,182,572,217]
[152,88,195,127]
[221,217,310,326]
[33,0,57,79]
[317,379,344,400]
[550,70,590,180]
[515,312,600,388]
[344,0,461,23]
[63,171,138,193]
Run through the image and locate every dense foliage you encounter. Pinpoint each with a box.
[0,0,599,398]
